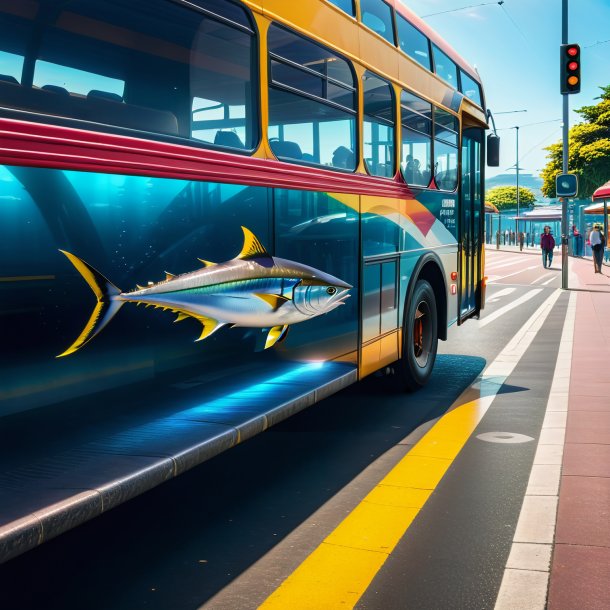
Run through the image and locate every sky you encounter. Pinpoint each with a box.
[403,0,610,180]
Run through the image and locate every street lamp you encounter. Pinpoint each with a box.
[495,110,527,239]
[514,125,521,235]
[486,110,527,239]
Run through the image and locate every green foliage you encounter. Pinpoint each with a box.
[541,85,610,198]
[486,185,536,210]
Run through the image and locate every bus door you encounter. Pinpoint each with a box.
[360,254,400,377]
[459,128,483,321]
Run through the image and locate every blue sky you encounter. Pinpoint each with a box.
[403,0,610,180]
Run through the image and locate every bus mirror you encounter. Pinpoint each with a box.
[487,134,500,167]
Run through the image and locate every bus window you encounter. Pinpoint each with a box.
[400,90,431,187]
[0,0,258,150]
[360,0,396,45]
[268,24,357,170]
[434,107,459,191]
[395,13,431,70]
[33,60,124,98]
[460,69,483,107]
[363,72,395,178]
[432,44,458,89]
[326,0,356,17]
[0,50,24,83]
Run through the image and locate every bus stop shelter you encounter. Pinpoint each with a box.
[585,179,610,240]
[512,206,562,246]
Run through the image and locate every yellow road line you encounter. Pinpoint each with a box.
[260,395,495,610]
[260,289,563,610]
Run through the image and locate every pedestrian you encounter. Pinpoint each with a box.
[590,223,605,273]
[518,231,524,251]
[540,225,555,268]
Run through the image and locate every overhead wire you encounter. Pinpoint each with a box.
[499,3,529,45]
[421,1,505,19]
[585,39,610,48]
[496,119,562,131]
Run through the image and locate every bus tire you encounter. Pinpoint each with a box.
[398,279,438,392]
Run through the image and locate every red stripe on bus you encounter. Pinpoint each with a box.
[0,118,412,198]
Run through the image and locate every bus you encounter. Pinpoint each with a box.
[0,0,494,551]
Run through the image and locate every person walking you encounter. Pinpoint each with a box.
[590,223,605,273]
[541,225,555,268]
[518,231,525,251]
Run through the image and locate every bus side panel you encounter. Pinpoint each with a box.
[0,166,358,417]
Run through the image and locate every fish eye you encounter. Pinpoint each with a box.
[326,287,337,295]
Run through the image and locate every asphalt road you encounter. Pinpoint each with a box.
[0,248,568,610]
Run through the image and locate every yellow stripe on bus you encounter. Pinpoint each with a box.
[260,396,494,609]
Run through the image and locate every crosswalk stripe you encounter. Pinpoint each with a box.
[478,289,543,328]
[489,265,539,282]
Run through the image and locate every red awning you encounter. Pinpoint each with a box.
[593,180,610,200]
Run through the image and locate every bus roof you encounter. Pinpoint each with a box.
[393,0,482,85]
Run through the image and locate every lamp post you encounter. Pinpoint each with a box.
[495,110,527,239]
[515,125,519,239]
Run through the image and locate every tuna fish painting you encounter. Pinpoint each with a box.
[57,227,351,357]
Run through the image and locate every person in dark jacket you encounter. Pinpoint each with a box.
[540,225,555,268]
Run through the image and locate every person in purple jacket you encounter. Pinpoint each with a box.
[540,225,555,268]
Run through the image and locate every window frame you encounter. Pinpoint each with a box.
[431,43,459,90]
[0,0,261,155]
[362,70,396,179]
[267,22,358,171]
[395,12,432,71]
[399,89,461,192]
[399,89,432,189]
[360,0,397,47]
[433,106,460,192]
[459,68,484,109]
[323,0,356,18]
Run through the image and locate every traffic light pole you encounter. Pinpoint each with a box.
[561,0,569,290]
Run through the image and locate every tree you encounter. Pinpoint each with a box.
[486,185,536,211]
[541,85,610,199]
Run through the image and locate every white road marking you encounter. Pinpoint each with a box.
[478,289,543,328]
[494,291,577,610]
[541,275,557,286]
[488,265,540,282]
[531,273,553,285]
[486,287,517,303]
[485,258,527,270]
[477,432,535,444]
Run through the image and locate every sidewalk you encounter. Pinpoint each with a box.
[485,242,610,268]
[548,256,610,608]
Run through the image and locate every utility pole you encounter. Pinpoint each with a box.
[515,125,519,235]
[561,0,569,289]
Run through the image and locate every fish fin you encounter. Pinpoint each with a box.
[254,293,291,311]
[165,272,176,281]
[198,259,217,268]
[174,312,190,323]
[57,250,124,357]
[237,226,274,263]
[136,284,146,290]
[264,324,289,349]
[193,316,225,342]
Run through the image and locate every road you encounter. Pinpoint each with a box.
[0,247,569,610]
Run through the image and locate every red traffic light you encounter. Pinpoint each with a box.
[560,44,581,94]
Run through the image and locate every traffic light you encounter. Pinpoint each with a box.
[560,44,580,94]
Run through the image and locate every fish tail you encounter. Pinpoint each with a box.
[57,250,124,357]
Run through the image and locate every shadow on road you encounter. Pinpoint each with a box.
[0,354,486,610]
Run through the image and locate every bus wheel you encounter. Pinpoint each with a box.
[398,279,438,392]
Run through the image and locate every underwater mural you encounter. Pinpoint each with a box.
[58,226,352,357]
